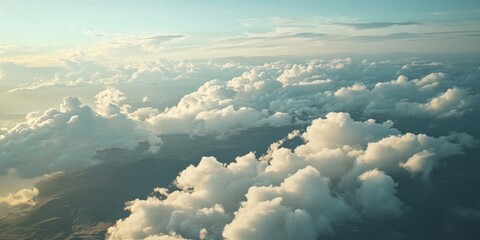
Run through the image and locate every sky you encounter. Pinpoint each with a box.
[0,0,478,117]
[1,0,479,66]
[0,1,480,239]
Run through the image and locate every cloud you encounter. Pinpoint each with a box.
[142,76,292,136]
[355,169,403,217]
[205,21,479,55]
[222,166,351,240]
[136,58,478,137]
[3,14,480,66]
[0,188,38,208]
[95,86,129,117]
[4,57,478,137]
[0,88,161,178]
[5,58,245,93]
[105,34,189,52]
[57,33,189,63]
[328,74,477,119]
[335,22,420,30]
[422,87,473,117]
[0,188,39,216]
[107,112,471,239]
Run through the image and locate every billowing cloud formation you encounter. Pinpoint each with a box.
[355,169,403,217]
[134,58,478,136]
[0,88,161,178]
[4,57,478,136]
[142,78,291,135]
[1,58,477,181]
[107,112,471,239]
[0,188,38,216]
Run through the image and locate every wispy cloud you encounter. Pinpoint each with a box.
[101,33,189,51]
[334,21,420,30]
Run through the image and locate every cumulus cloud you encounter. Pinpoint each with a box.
[421,87,473,117]
[355,169,403,217]
[0,88,161,178]
[277,58,351,85]
[58,33,190,63]
[3,58,480,128]
[142,77,292,136]
[95,86,129,117]
[333,75,476,118]
[4,57,478,137]
[0,188,39,216]
[132,58,479,137]
[107,112,471,239]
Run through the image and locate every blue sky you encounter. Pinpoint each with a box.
[2,1,479,37]
[0,0,479,65]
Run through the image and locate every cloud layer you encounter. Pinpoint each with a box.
[134,58,479,136]
[2,57,477,181]
[0,88,161,178]
[107,112,472,239]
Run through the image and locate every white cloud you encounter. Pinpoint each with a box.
[0,57,476,181]
[94,87,129,117]
[143,77,292,136]
[422,87,473,117]
[0,188,38,207]
[107,112,471,239]
[0,169,44,197]
[298,112,399,150]
[389,89,472,118]
[127,34,188,52]
[0,88,161,178]
[135,58,478,137]
[413,72,445,89]
[277,58,351,85]
[59,33,189,63]
[399,150,435,179]
[356,169,403,217]
[223,166,351,240]
[3,57,478,138]
[0,188,39,216]
[3,58,248,96]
